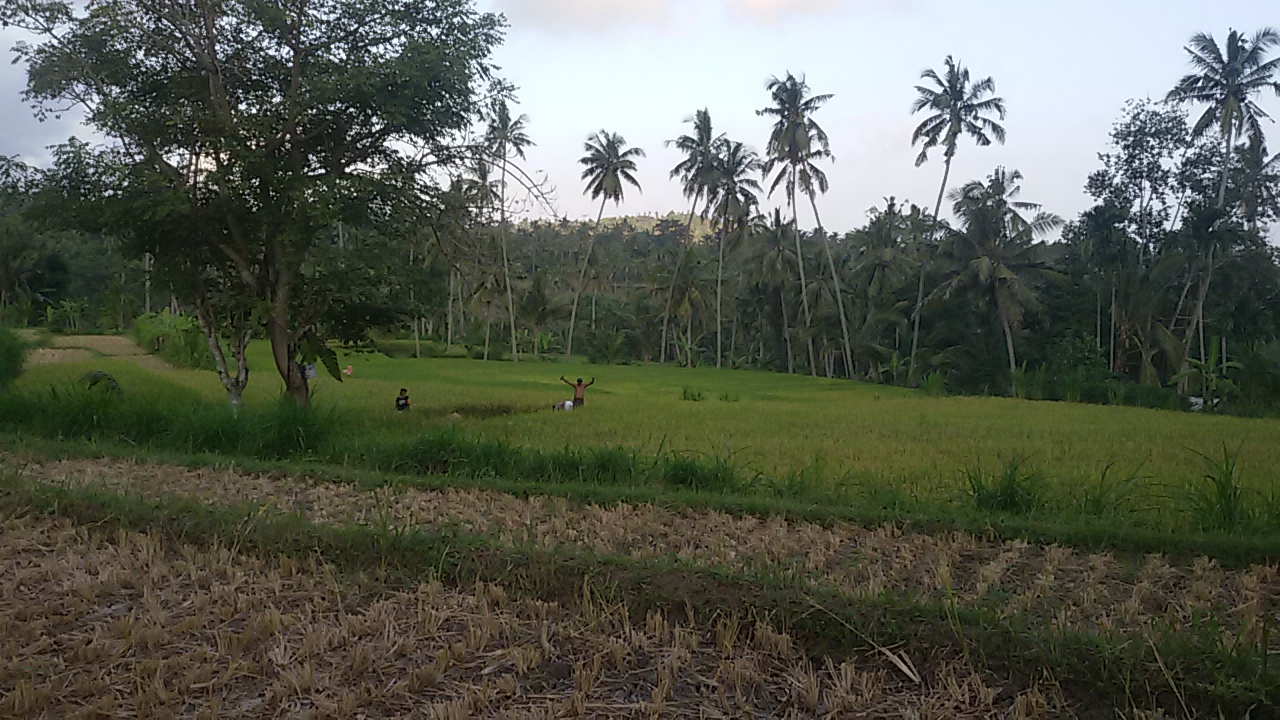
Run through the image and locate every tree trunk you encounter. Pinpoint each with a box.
[143,252,152,315]
[267,297,309,407]
[909,155,952,385]
[808,196,853,379]
[499,157,519,363]
[1217,126,1233,210]
[716,222,724,369]
[1109,278,1116,372]
[1000,305,1018,394]
[483,315,490,360]
[790,168,816,377]
[567,199,607,360]
[195,301,249,411]
[779,286,794,374]
[416,245,424,359]
[686,310,693,368]
[661,197,699,365]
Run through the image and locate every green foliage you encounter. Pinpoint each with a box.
[1186,444,1249,532]
[0,326,27,391]
[681,387,706,402]
[0,380,340,459]
[717,391,740,402]
[1079,460,1148,517]
[131,310,213,369]
[965,455,1044,515]
[920,371,947,397]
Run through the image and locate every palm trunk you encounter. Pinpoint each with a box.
[716,220,725,369]
[566,199,607,360]
[808,196,853,379]
[909,155,952,385]
[499,157,519,363]
[661,197,699,365]
[1109,277,1117,372]
[686,310,693,368]
[779,285,794,374]
[1000,305,1017,394]
[790,169,816,376]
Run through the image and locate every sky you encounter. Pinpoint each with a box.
[2,0,1279,234]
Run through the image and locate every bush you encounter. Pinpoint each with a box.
[920,371,947,397]
[0,327,25,391]
[965,455,1044,515]
[131,310,213,369]
[682,387,705,402]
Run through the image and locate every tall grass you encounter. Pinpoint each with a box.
[0,326,25,391]
[0,382,340,459]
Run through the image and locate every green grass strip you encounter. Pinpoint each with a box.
[0,472,1274,716]
[6,431,1280,569]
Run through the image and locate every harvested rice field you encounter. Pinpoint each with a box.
[7,453,1277,650]
[0,513,1065,718]
[2,452,1277,717]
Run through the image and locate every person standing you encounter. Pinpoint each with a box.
[560,376,594,407]
[395,388,411,411]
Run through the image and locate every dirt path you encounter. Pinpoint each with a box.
[0,513,1060,718]
[24,334,174,372]
[5,452,1275,656]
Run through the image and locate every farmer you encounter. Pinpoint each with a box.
[395,388,410,412]
[560,376,594,408]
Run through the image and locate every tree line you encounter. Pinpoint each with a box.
[1,1,1278,411]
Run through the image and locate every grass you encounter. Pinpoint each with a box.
[5,342,1280,553]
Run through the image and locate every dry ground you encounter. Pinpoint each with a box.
[0,513,1065,719]
[24,334,173,373]
[6,453,1276,658]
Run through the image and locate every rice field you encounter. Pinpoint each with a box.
[13,337,1280,504]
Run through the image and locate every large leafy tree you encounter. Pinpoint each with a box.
[708,140,762,368]
[908,55,1007,383]
[485,100,535,363]
[568,131,644,359]
[930,169,1062,390]
[4,0,502,406]
[1166,27,1280,375]
[759,72,851,377]
[661,110,722,364]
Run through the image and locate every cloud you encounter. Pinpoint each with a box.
[489,0,674,32]
[488,0,914,33]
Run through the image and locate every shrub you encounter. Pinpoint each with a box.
[0,326,25,391]
[965,455,1043,515]
[131,310,213,369]
[1185,444,1250,532]
[920,371,947,397]
[682,387,705,402]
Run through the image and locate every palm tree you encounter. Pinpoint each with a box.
[908,56,1007,384]
[1166,28,1280,372]
[708,139,762,368]
[759,72,851,377]
[569,130,644,359]
[929,168,1062,390]
[661,110,722,365]
[484,100,535,363]
[1167,28,1280,209]
[1236,134,1280,235]
[747,209,798,373]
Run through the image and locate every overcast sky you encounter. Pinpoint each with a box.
[3,0,1279,233]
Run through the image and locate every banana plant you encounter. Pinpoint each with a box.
[1170,336,1241,412]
